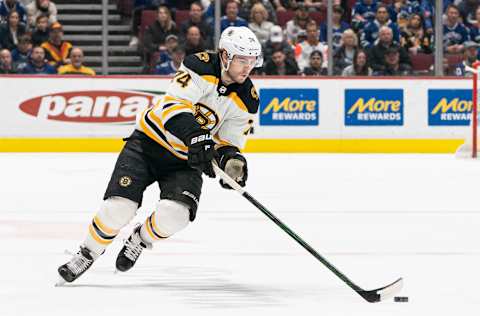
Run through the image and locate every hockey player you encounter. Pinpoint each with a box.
[57,26,262,283]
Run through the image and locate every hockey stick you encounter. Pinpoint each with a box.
[212,163,403,303]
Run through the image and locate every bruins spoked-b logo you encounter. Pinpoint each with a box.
[119,176,132,187]
[194,103,218,130]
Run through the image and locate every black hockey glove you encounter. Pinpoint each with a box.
[187,130,217,178]
[217,146,248,189]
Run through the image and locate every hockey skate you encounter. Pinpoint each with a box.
[57,246,98,285]
[116,224,151,272]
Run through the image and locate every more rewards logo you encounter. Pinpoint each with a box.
[259,89,318,126]
[345,89,403,126]
[428,90,472,126]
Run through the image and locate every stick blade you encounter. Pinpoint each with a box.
[358,277,404,303]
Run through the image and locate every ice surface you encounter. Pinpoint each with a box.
[1,153,479,315]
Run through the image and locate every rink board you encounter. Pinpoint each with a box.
[0,75,471,153]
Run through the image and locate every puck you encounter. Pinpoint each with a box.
[394,296,408,302]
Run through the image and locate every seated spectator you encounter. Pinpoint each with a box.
[220,0,248,33]
[0,10,26,51]
[129,0,175,47]
[303,50,327,76]
[295,20,327,71]
[351,0,378,31]
[58,47,95,75]
[0,0,27,25]
[361,4,400,48]
[271,0,293,12]
[457,0,478,27]
[262,25,295,62]
[26,0,57,28]
[470,7,480,44]
[320,5,350,52]
[368,26,411,72]
[180,2,213,49]
[11,33,31,70]
[21,45,56,74]
[400,13,432,55]
[143,6,178,62]
[248,3,274,45]
[41,22,72,68]
[184,25,205,55]
[156,33,178,65]
[342,49,372,76]
[374,46,411,75]
[240,0,277,24]
[263,49,299,75]
[285,4,311,44]
[0,48,17,73]
[387,0,420,29]
[153,45,185,75]
[333,29,358,75]
[31,14,49,46]
[443,4,469,54]
[451,41,479,77]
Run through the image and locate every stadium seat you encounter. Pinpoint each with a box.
[140,10,157,41]
[277,10,295,27]
[116,0,134,17]
[175,10,190,26]
[410,53,434,74]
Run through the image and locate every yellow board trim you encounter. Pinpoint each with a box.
[0,138,464,153]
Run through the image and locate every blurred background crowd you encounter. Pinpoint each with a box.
[0,0,479,76]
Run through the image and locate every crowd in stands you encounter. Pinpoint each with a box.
[0,0,95,75]
[1,0,480,76]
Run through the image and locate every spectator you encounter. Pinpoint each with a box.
[400,13,433,55]
[452,41,479,77]
[368,26,411,72]
[153,45,185,75]
[351,0,378,31]
[220,0,248,33]
[303,50,327,76]
[156,33,178,65]
[0,10,26,51]
[333,29,358,75]
[443,4,469,54]
[142,6,178,62]
[248,3,274,45]
[31,14,49,46]
[285,4,311,43]
[374,46,411,75]
[11,33,30,70]
[41,22,73,68]
[129,0,175,47]
[320,5,350,52]
[58,47,95,75]
[184,25,205,55]
[26,0,57,28]
[262,24,295,62]
[21,45,56,74]
[470,7,480,45]
[457,0,479,27]
[342,49,372,76]
[361,4,400,48]
[180,2,213,49]
[263,49,299,75]
[387,0,420,29]
[0,48,16,73]
[240,0,277,24]
[272,0,292,12]
[0,0,27,25]
[295,20,327,71]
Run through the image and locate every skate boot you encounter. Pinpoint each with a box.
[116,224,152,272]
[57,246,99,284]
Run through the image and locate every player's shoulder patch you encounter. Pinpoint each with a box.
[237,78,259,114]
[182,52,217,77]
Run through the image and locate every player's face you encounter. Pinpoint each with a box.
[228,55,257,83]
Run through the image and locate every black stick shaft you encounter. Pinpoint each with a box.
[241,191,363,292]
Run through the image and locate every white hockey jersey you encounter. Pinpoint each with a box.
[136,52,259,161]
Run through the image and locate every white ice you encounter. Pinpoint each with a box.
[1,153,479,315]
